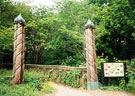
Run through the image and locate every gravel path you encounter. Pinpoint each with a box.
[45,84,135,96]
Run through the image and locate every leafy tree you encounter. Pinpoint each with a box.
[0,0,33,63]
[0,0,135,65]
[93,0,135,60]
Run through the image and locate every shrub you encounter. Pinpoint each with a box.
[44,69,81,88]
[126,59,135,93]
[0,69,50,96]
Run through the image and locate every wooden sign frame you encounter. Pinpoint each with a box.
[101,62,127,86]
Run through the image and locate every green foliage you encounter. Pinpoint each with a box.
[44,69,81,88]
[0,0,33,63]
[96,58,135,93]
[93,0,135,60]
[82,73,87,89]
[119,79,126,90]
[127,77,135,93]
[24,8,85,65]
[0,84,40,96]
[0,68,82,96]
[0,0,135,93]
[126,59,135,93]
[41,82,54,94]
[62,70,80,88]
[1,0,135,65]
[0,69,48,96]
[100,86,123,91]
[24,70,44,90]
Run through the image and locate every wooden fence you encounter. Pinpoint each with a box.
[25,64,86,71]
[0,64,87,87]
[25,64,87,87]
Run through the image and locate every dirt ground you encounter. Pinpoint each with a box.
[45,84,135,96]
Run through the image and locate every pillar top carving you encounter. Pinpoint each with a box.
[14,14,25,25]
[85,19,94,29]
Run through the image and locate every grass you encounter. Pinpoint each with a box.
[100,86,124,91]
[0,69,54,96]
[42,81,54,94]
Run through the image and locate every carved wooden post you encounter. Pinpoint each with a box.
[85,19,98,90]
[13,14,25,84]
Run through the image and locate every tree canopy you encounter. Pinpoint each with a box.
[0,0,135,66]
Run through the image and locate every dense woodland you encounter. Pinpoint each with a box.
[0,0,135,66]
[0,0,135,95]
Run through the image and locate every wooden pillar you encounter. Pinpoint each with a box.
[85,19,98,90]
[13,14,25,84]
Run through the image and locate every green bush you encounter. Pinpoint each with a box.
[0,69,50,96]
[100,86,122,91]
[0,84,40,96]
[119,79,126,90]
[62,70,80,88]
[126,59,135,93]
[82,73,87,89]
[46,69,81,88]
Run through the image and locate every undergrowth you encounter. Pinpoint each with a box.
[44,69,81,88]
[42,81,54,94]
[1,58,135,96]
[0,69,53,96]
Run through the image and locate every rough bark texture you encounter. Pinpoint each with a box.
[85,28,98,84]
[13,23,24,84]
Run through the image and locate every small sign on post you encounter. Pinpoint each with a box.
[101,62,127,86]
